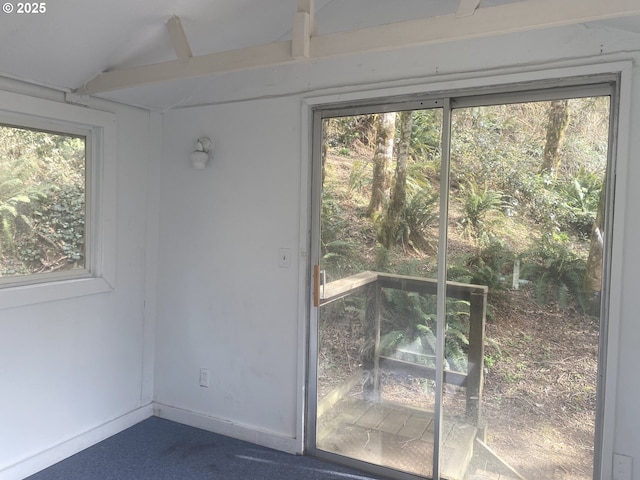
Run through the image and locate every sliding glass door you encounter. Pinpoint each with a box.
[310,103,444,479]
[307,82,615,480]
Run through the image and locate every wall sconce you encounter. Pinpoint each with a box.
[190,137,213,169]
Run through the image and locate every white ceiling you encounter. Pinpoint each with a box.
[0,0,638,111]
[0,0,466,89]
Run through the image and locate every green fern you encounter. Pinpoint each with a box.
[523,233,588,311]
[459,182,503,239]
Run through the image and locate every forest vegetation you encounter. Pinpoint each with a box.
[0,124,86,279]
[321,97,608,312]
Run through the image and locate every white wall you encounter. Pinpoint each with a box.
[156,22,640,478]
[155,96,303,450]
[0,85,160,479]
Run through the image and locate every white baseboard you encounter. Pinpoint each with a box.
[1,404,153,480]
[153,402,302,455]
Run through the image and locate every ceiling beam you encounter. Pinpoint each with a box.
[311,0,640,57]
[456,0,482,18]
[292,0,314,59]
[166,15,193,63]
[75,0,640,95]
[76,42,294,95]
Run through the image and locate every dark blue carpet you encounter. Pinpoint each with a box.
[26,417,387,480]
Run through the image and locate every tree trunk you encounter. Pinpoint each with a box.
[585,184,606,313]
[321,119,329,186]
[540,100,570,176]
[380,111,413,248]
[367,113,396,217]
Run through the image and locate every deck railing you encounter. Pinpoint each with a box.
[319,271,488,427]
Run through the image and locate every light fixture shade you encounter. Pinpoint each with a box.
[190,137,213,169]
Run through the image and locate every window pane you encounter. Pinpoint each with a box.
[0,124,86,282]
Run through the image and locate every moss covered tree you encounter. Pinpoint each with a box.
[367,113,396,217]
[379,111,413,248]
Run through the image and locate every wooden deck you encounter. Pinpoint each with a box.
[317,397,476,480]
[315,272,526,480]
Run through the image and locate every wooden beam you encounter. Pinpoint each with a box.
[76,42,294,95]
[320,271,378,305]
[299,0,315,34]
[456,0,481,18]
[292,12,311,59]
[166,15,192,63]
[311,0,640,58]
[76,0,640,95]
[293,0,314,59]
[297,0,313,13]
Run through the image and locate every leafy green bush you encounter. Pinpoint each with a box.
[13,184,85,272]
[325,115,376,148]
[556,168,603,237]
[403,185,439,248]
[0,125,85,276]
[348,160,371,194]
[410,109,442,163]
[448,239,513,310]
[522,232,588,311]
[321,187,365,279]
[0,165,49,259]
[374,183,439,253]
[33,184,85,263]
[458,182,503,239]
[379,288,470,373]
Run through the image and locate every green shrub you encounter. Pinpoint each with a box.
[379,288,470,373]
[556,168,603,237]
[448,239,513,305]
[522,232,588,311]
[458,182,503,239]
[14,183,85,272]
[321,187,365,279]
[404,186,439,248]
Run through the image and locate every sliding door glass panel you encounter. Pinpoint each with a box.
[445,96,610,480]
[315,109,443,478]
[310,88,612,480]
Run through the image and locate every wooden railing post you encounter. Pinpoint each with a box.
[466,291,487,426]
[362,282,382,402]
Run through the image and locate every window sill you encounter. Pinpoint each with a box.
[0,276,114,310]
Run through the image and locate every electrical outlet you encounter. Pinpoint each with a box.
[613,453,632,480]
[199,367,210,388]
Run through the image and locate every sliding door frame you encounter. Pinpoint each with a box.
[300,63,630,480]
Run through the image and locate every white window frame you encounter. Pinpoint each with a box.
[0,90,116,309]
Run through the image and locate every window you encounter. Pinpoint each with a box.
[0,90,116,309]
[0,122,89,286]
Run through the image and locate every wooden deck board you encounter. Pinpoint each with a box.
[378,408,411,434]
[396,414,430,439]
[317,397,476,480]
[355,403,388,429]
